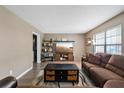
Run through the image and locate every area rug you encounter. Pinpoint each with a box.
[32,70,93,88]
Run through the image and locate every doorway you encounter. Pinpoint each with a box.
[33,34,37,63]
[33,32,41,63]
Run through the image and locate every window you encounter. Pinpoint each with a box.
[106,25,121,54]
[93,32,105,53]
[93,25,122,55]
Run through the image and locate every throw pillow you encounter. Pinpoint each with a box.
[88,53,101,65]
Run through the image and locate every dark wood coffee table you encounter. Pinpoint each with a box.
[44,63,79,83]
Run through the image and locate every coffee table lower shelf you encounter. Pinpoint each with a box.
[44,70,79,83]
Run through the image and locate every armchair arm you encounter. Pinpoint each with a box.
[0,76,17,88]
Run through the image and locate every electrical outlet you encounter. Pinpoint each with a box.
[9,70,13,75]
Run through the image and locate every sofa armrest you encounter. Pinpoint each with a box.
[81,56,88,62]
[0,76,17,88]
[104,80,124,88]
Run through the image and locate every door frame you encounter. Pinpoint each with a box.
[32,32,41,63]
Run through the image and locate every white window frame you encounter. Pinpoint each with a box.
[93,31,105,53]
[93,24,122,55]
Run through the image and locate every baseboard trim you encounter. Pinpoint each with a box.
[16,67,33,80]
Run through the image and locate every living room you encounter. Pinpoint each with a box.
[0,3,124,91]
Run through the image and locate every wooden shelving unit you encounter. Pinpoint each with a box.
[41,40,75,62]
[41,40,56,62]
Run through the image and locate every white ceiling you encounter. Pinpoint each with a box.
[4,5,124,34]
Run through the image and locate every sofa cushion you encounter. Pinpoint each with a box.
[88,53,101,65]
[104,80,124,88]
[96,53,111,67]
[105,55,124,77]
[82,62,99,71]
[90,67,123,87]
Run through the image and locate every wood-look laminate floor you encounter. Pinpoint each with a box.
[17,61,82,88]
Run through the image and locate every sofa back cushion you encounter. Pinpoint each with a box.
[95,53,111,67]
[88,53,101,65]
[105,55,124,77]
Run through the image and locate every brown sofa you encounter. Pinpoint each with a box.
[82,53,124,88]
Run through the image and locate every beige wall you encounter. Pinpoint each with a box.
[84,12,124,55]
[44,34,85,62]
[0,6,44,79]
